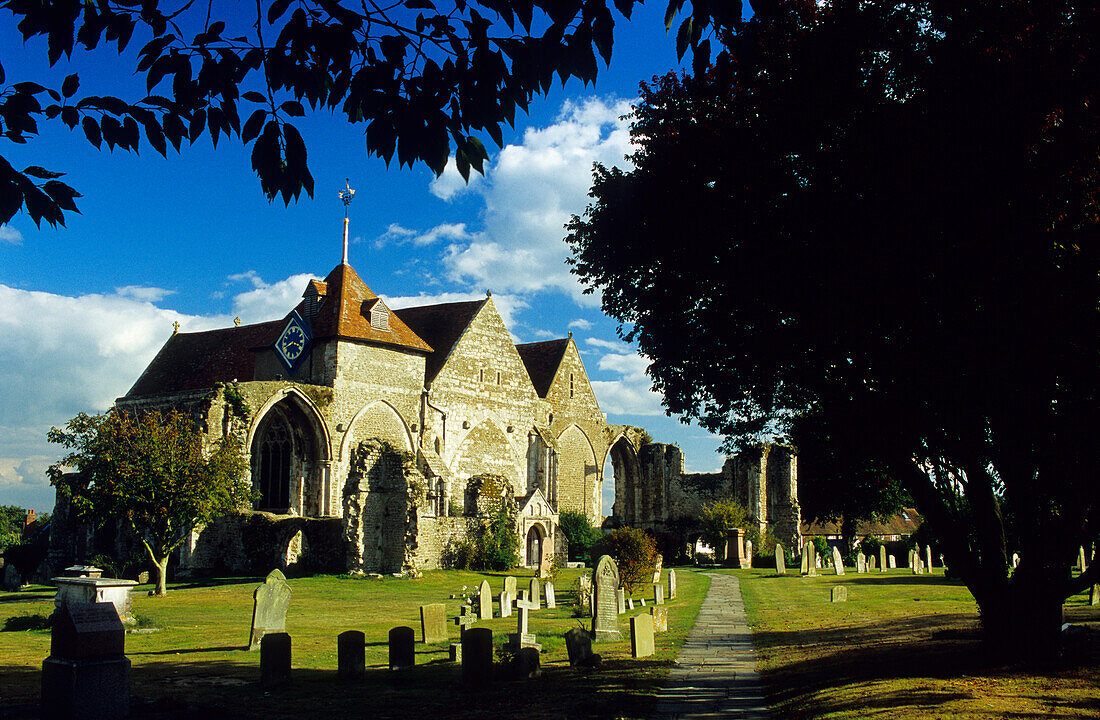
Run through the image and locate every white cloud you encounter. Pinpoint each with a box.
[591,351,665,416]
[585,337,627,351]
[383,290,529,330]
[0,225,23,245]
[115,285,176,302]
[437,96,634,304]
[429,157,486,201]
[229,272,319,325]
[226,270,265,288]
[568,318,593,330]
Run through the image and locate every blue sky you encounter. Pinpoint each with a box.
[0,3,730,513]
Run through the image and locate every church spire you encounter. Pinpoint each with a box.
[339,179,356,265]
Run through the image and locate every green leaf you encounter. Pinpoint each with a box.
[676,17,692,60]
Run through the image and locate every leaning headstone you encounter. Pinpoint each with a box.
[832,546,845,576]
[260,632,292,688]
[627,598,635,611]
[564,627,596,668]
[775,543,786,575]
[831,586,848,603]
[478,580,493,620]
[338,630,365,681]
[744,539,753,568]
[461,627,493,686]
[499,590,513,618]
[856,552,866,574]
[651,605,668,633]
[41,602,130,719]
[420,603,447,644]
[389,626,415,670]
[529,577,542,609]
[249,569,291,650]
[630,613,655,658]
[879,546,887,572]
[544,581,557,609]
[640,598,647,607]
[513,646,541,679]
[504,575,517,597]
[889,555,897,569]
[592,555,622,641]
[616,587,626,615]
[667,569,677,599]
[925,545,933,571]
[653,583,665,605]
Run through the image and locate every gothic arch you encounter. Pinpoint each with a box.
[341,399,414,460]
[606,434,642,526]
[557,424,601,521]
[249,391,329,516]
[525,522,547,567]
[450,420,522,504]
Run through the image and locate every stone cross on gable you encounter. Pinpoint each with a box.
[454,607,478,637]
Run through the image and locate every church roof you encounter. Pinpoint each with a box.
[515,339,569,397]
[392,299,487,383]
[307,264,432,353]
[124,320,283,398]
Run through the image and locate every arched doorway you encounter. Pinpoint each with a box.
[607,435,641,525]
[526,524,546,567]
[251,397,325,515]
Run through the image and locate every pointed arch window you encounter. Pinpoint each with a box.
[257,416,292,510]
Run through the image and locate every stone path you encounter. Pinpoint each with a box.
[652,573,769,720]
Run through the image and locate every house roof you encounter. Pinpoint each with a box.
[392,299,486,383]
[307,264,432,353]
[124,320,283,398]
[802,508,923,538]
[515,339,569,397]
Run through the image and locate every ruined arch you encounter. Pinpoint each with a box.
[249,391,328,516]
[450,420,522,505]
[606,434,642,526]
[557,424,600,521]
[342,400,414,459]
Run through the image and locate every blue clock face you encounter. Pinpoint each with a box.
[275,313,311,371]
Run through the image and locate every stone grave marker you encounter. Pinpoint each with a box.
[2,564,21,591]
[627,598,635,611]
[1091,584,1099,607]
[504,575,517,597]
[856,552,866,573]
[640,598,647,607]
[592,555,623,641]
[478,580,493,620]
[775,543,786,575]
[389,626,415,670]
[868,554,876,571]
[529,577,542,609]
[1012,553,1020,569]
[538,543,553,579]
[41,602,130,719]
[744,539,753,568]
[651,605,668,633]
[832,546,845,576]
[800,543,810,575]
[449,643,462,662]
[511,592,541,650]
[630,613,655,658]
[544,581,556,608]
[338,630,365,681]
[500,590,513,618]
[925,545,933,571]
[667,569,677,599]
[461,627,493,687]
[889,555,897,569]
[831,586,848,603]
[1079,546,1087,572]
[249,569,291,650]
[653,583,664,605]
[616,588,626,615]
[815,554,822,569]
[514,646,541,679]
[454,606,477,637]
[564,627,597,668]
[879,546,887,572]
[653,554,663,584]
[420,603,447,644]
[260,632,292,688]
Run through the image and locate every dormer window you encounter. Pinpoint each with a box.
[365,298,390,331]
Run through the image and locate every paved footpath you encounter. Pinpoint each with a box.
[652,573,769,720]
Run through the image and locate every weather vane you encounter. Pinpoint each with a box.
[340,179,355,265]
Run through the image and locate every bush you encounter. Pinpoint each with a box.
[699,498,750,554]
[558,510,602,562]
[593,527,658,593]
[442,507,520,571]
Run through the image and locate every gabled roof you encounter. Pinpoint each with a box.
[515,339,569,397]
[124,320,283,398]
[308,264,432,353]
[802,508,923,538]
[392,299,486,383]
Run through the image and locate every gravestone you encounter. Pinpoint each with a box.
[1079,546,1088,573]
[1012,553,1020,569]
[53,577,137,624]
[454,606,477,637]
[908,548,916,570]
[725,528,749,568]
[538,543,553,579]
[651,605,668,633]
[856,552,866,573]
[420,603,447,644]
[775,543,786,575]
[564,627,597,668]
[831,586,848,603]
[2,564,21,591]
[41,602,130,720]
[744,539,753,568]
[389,626,415,670]
[667,569,677,599]
[832,546,845,576]
[879,546,887,572]
[449,643,462,662]
[500,590,513,618]
[1091,584,1099,606]
[249,569,291,650]
[627,598,635,610]
[338,630,365,681]
[592,555,623,641]
[888,555,897,569]
[800,543,810,575]
[868,554,876,571]
[511,592,541,650]
[640,598,647,607]
[544,581,556,608]
[478,580,493,620]
[461,627,493,686]
[630,613,654,658]
[616,588,626,615]
[652,554,663,584]
[529,577,542,608]
[513,646,541,679]
[925,545,933,571]
[260,632,292,688]
[653,583,664,605]
[815,554,822,569]
[504,576,517,597]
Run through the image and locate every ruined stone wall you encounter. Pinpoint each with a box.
[409,515,472,570]
[343,440,423,574]
[185,512,344,576]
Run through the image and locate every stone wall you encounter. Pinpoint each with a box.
[409,515,473,570]
[342,439,422,574]
[186,512,344,576]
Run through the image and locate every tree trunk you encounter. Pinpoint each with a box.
[153,555,169,596]
[974,565,1064,663]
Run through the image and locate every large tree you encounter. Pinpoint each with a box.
[0,0,738,226]
[48,409,251,595]
[568,0,1098,657]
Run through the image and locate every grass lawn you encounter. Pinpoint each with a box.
[0,568,709,719]
[732,567,1100,720]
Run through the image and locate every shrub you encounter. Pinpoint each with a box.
[593,527,658,593]
[558,510,602,562]
[699,498,750,554]
[443,506,520,571]
[811,536,830,561]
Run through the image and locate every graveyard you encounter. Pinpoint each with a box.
[2,563,1098,719]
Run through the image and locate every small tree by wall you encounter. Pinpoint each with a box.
[558,510,602,562]
[699,498,750,557]
[594,527,659,593]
